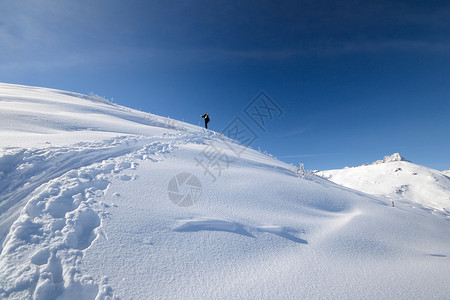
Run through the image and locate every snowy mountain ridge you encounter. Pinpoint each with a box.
[317,154,450,212]
[1,83,449,299]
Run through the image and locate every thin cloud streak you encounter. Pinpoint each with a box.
[281,127,309,138]
[278,153,340,159]
[213,40,450,61]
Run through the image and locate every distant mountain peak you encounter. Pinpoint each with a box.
[371,153,409,165]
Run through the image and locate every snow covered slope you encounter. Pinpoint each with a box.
[317,153,450,212]
[1,83,450,299]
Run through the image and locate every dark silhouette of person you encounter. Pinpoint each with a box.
[201,113,210,129]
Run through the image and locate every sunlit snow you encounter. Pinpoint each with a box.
[0,83,449,299]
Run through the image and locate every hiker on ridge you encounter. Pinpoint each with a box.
[201,113,210,129]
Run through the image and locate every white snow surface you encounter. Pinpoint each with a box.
[317,154,450,212]
[1,83,449,299]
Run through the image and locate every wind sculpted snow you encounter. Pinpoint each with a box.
[1,83,449,299]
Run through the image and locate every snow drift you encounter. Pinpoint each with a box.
[0,83,449,299]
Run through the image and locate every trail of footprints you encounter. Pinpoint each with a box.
[0,139,175,299]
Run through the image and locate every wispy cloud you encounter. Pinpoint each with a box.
[206,39,450,62]
[281,127,309,137]
[278,153,339,159]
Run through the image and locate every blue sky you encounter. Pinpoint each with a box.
[1,0,449,170]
